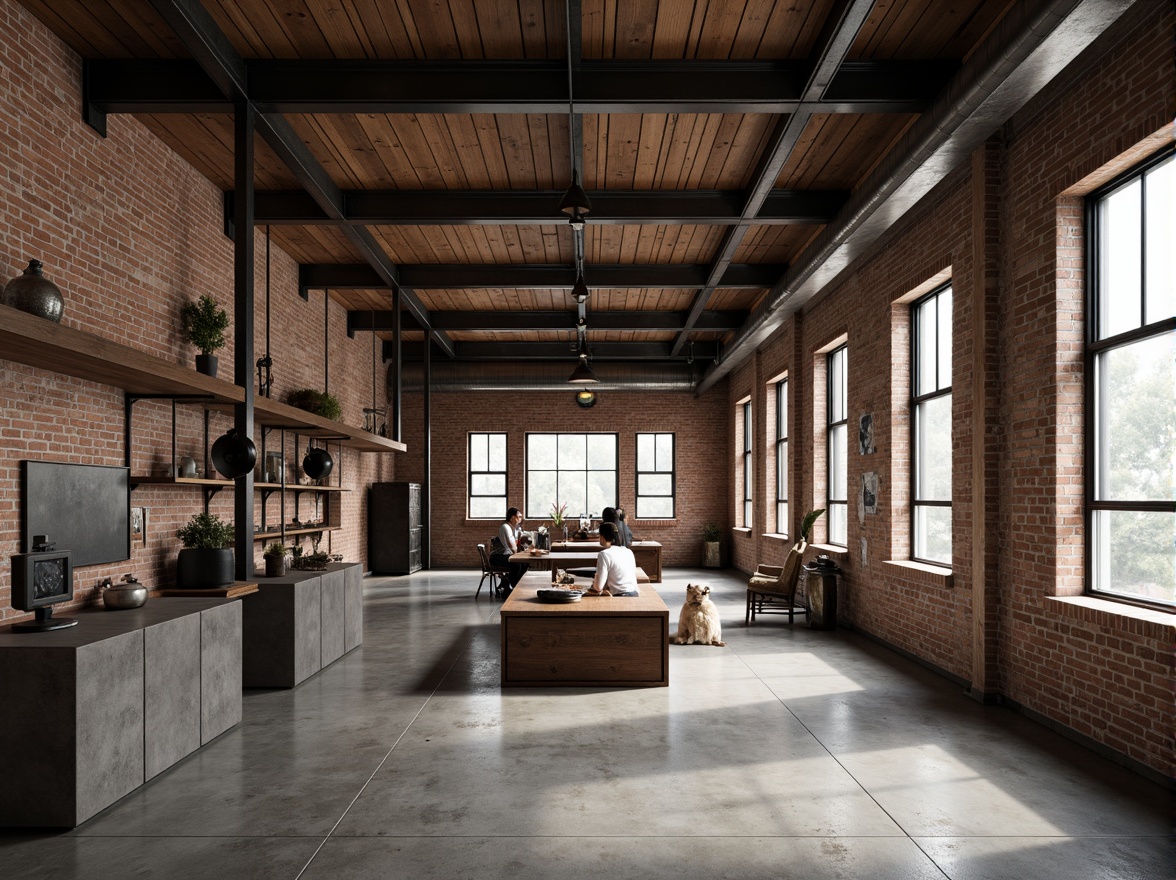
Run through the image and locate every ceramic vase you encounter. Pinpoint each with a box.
[3,259,63,322]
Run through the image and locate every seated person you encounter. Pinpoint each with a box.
[616,507,635,547]
[585,522,639,597]
[600,507,631,547]
[489,507,529,594]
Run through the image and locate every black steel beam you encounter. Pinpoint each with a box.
[306,262,784,292]
[350,309,746,334]
[385,340,721,361]
[84,59,955,116]
[249,189,845,226]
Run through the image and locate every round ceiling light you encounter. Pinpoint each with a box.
[575,390,597,408]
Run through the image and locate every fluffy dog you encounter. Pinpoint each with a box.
[671,583,725,646]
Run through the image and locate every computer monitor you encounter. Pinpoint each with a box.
[10,537,76,632]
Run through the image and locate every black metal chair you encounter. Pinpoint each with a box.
[476,543,510,599]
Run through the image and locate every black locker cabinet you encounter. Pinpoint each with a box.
[368,482,422,574]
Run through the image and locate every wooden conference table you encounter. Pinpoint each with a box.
[499,570,669,687]
[538,540,663,583]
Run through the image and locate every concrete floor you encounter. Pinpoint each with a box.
[1,567,1170,879]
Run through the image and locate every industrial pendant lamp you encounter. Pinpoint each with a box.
[571,273,590,303]
[557,0,591,229]
[568,338,598,385]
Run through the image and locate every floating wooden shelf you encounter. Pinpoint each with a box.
[0,303,405,454]
[253,525,341,541]
[157,582,259,598]
[132,475,233,487]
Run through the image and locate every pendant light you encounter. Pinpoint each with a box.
[568,337,598,384]
[557,0,591,229]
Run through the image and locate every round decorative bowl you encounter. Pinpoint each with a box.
[103,584,149,610]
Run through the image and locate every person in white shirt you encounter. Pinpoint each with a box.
[489,507,528,594]
[587,522,639,597]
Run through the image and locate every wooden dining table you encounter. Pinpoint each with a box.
[550,540,663,583]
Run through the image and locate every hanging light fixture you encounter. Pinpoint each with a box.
[256,225,274,397]
[568,337,598,385]
[572,273,590,303]
[557,0,591,229]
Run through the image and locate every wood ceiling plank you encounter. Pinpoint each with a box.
[695,0,750,60]
[442,115,495,188]
[526,113,559,188]
[721,113,775,189]
[405,0,462,59]
[473,115,516,188]
[602,113,642,189]
[611,0,658,60]
[473,0,531,59]
[731,0,778,58]
[416,114,475,189]
[310,1,376,58]
[650,0,698,59]
[632,114,669,190]
[496,114,541,189]
[205,0,298,58]
[353,114,419,187]
[732,224,812,262]
[347,0,418,58]
[686,114,730,189]
[448,0,487,58]
[761,0,831,58]
[518,0,557,59]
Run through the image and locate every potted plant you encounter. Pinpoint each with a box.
[796,508,826,554]
[180,294,230,377]
[550,501,568,542]
[176,511,234,588]
[702,521,722,568]
[263,542,286,578]
[286,388,342,421]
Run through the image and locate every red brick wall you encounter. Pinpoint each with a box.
[394,387,729,569]
[727,0,1174,775]
[0,0,389,621]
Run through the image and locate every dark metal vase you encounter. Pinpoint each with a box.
[3,259,64,322]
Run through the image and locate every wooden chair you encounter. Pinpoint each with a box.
[746,543,808,625]
[476,543,510,599]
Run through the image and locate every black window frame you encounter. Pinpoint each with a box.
[775,378,788,536]
[1084,144,1176,609]
[826,346,848,546]
[911,283,953,566]
[467,431,508,520]
[635,432,676,519]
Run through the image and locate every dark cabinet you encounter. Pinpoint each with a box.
[368,482,422,574]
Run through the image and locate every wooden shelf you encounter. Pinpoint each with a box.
[0,303,244,404]
[157,582,259,598]
[132,475,232,487]
[253,525,340,541]
[0,303,405,454]
[256,481,349,493]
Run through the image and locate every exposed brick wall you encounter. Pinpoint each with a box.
[394,387,729,569]
[0,0,389,621]
[727,0,1174,775]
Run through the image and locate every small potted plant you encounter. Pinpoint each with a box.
[176,511,234,588]
[550,500,568,542]
[795,508,826,554]
[263,542,286,578]
[286,388,342,421]
[702,521,722,568]
[180,294,230,378]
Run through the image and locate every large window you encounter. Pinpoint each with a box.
[1087,148,1175,606]
[468,432,507,519]
[636,433,675,518]
[827,346,848,545]
[740,401,752,527]
[775,378,788,535]
[525,433,617,521]
[912,284,953,565]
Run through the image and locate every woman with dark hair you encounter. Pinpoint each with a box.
[489,507,528,595]
[600,507,631,547]
[616,507,635,547]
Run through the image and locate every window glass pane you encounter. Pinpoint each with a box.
[470,498,504,519]
[639,473,673,496]
[1095,333,1176,501]
[917,297,937,395]
[560,474,587,519]
[1092,509,1175,604]
[937,287,952,389]
[529,434,556,469]
[778,381,788,436]
[586,473,615,517]
[916,395,953,501]
[470,433,488,470]
[488,434,506,470]
[655,434,673,470]
[526,471,557,519]
[830,350,845,422]
[777,501,789,533]
[587,435,616,469]
[830,423,847,499]
[638,497,674,519]
[914,505,952,565]
[637,434,654,470]
[471,474,504,495]
[778,439,788,501]
[1098,179,1142,338]
[1145,157,1176,323]
[829,503,847,545]
[559,434,586,469]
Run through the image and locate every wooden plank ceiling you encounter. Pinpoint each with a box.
[18,0,1015,370]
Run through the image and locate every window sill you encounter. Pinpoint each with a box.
[1047,595,1174,641]
[884,559,954,589]
[809,544,849,560]
[762,532,790,542]
[732,527,752,536]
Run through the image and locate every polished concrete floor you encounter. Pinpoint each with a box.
[1,567,1171,879]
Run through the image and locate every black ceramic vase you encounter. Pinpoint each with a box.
[302,446,333,480]
[176,548,234,588]
[211,428,257,479]
[3,259,64,322]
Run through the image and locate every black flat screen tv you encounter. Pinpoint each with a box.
[21,461,130,567]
